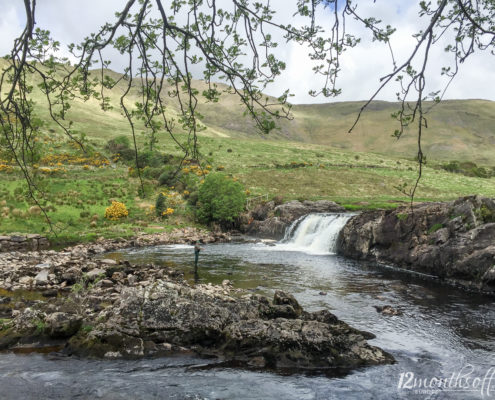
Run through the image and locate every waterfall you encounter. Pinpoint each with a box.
[274,213,353,255]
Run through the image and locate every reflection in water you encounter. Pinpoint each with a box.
[1,242,494,399]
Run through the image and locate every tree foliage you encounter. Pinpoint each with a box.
[197,173,246,225]
[1,0,494,223]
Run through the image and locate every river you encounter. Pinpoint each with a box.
[0,214,494,399]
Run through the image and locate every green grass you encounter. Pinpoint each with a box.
[1,58,494,165]
[1,60,494,243]
[1,129,495,245]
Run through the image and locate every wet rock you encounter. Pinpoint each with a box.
[45,312,82,338]
[243,200,346,239]
[273,290,303,316]
[373,305,403,316]
[339,195,495,293]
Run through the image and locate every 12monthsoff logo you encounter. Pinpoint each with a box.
[398,365,495,397]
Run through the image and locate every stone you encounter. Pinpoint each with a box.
[61,281,393,369]
[35,263,51,270]
[339,195,495,293]
[127,274,137,285]
[86,268,106,281]
[273,290,303,316]
[100,259,118,265]
[34,270,49,284]
[19,276,33,285]
[44,312,83,338]
[374,305,403,316]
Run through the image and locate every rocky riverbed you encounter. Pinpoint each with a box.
[338,195,495,294]
[0,227,393,372]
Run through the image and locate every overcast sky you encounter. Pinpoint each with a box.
[0,0,493,104]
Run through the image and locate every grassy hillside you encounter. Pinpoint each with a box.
[0,60,494,243]
[1,59,494,165]
[1,129,495,243]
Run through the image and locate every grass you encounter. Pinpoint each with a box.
[1,58,494,165]
[1,129,495,245]
[0,60,494,243]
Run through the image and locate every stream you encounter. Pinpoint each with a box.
[0,214,494,399]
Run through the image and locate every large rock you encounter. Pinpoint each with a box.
[338,195,495,292]
[63,284,393,370]
[243,200,346,239]
[45,312,82,338]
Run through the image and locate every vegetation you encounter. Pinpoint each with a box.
[1,125,495,244]
[104,201,129,221]
[428,223,444,234]
[197,174,246,226]
[1,0,494,218]
[0,2,493,241]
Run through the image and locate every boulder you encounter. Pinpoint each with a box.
[45,312,82,338]
[62,281,394,370]
[339,195,495,293]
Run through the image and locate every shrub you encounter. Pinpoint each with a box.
[80,211,90,218]
[155,193,166,217]
[142,167,163,179]
[119,147,136,162]
[104,201,129,221]
[187,191,199,206]
[158,165,181,186]
[197,173,246,225]
[106,136,130,153]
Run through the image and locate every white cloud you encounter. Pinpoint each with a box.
[0,4,23,56]
[0,1,493,103]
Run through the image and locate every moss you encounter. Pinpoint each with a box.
[0,318,12,331]
[427,223,444,234]
[478,204,495,223]
[0,327,21,350]
[396,213,408,221]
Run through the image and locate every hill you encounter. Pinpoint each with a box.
[1,59,494,165]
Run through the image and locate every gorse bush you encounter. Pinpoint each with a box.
[158,165,181,186]
[197,173,246,225]
[155,192,166,217]
[104,201,129,221]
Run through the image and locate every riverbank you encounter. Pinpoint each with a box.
[0,228,393,373]
[339,195,495,294]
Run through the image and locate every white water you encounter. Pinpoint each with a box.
[271,213,353,255]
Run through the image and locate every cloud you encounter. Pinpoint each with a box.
[0,1,493,104]
[0,4,23,57]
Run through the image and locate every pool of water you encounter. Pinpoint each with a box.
[1,241,494,399]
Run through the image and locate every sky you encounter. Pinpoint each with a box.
[0,0,493,104]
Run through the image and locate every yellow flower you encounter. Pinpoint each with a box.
[104,201,129,221]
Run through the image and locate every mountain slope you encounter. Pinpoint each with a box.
[2,59,494,165]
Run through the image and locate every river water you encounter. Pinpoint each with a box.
[1,215,494,399]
